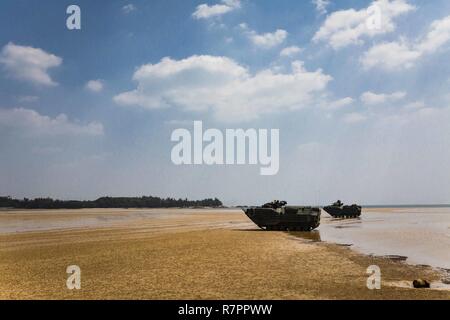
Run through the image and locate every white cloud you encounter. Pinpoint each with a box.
[313,0,415,49]
[240,24,288,48]
[418,15,450,54]
[327,97,354,110]
[85,79,104,93]
[280,46,302,57]
[362,15,450,71]
[312,0,330,15]
[0,43,62,86]
[122,4,136,14]
[361,41,421,70]
[361,91,406,105]
[114,55,332,122]
[193,0,241,19]
[250,29,288,48]
[343,112,367,123]
[0,108,104,137]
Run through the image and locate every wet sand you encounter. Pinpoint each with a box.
[0,208,449,300]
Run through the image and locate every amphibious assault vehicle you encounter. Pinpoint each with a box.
[242,200,321,231]
[323,200,362,218]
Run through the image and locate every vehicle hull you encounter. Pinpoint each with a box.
[323,205,361,218]
[243,206,321,231]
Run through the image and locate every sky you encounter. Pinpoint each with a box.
[0,0,450,205]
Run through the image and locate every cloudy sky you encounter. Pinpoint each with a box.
[1,0,450,205]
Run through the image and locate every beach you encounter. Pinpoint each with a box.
[0,208,449,300]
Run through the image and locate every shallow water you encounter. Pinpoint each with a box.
[0,208,248,234]
[316,207,450,270]
[0,209,170,233]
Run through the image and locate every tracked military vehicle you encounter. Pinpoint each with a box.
[323,200,361,218]
[242,200,321,231]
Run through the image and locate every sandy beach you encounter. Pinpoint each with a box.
[0,208,449,300]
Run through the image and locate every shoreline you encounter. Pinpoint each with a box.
[0,208,449,299]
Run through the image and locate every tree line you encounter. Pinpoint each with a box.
[0,196,223,209]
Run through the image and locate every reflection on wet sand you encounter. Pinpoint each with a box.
[288,230,321,242]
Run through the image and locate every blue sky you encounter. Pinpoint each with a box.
[1,0,450,205]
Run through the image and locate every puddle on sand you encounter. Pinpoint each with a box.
[288,230,354,247]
